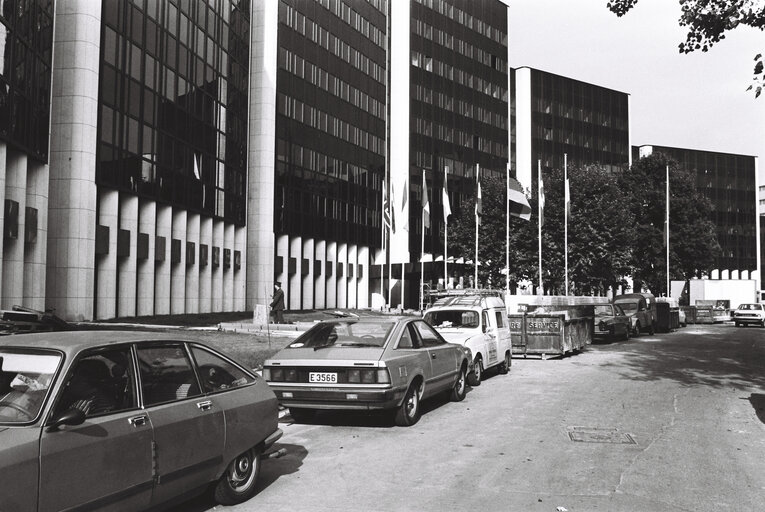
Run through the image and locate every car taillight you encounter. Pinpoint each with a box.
[349,368,389,384]
[286,368,298,382]
[361,370,375,384]
[376,368,391,384]
[348,369,361,383]
[271,368,284,382]
[262,368,271,380]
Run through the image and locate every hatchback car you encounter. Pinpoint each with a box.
[732,303,765,327]
[592,304,631,341]
[263,316,471,426]
[0,331,282,512]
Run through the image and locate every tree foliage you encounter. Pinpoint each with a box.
[607,0,765,96]
[621,153,720,295]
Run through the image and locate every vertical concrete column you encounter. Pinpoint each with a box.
[170,209,187,314]
[185,213,200,314]
[234,226,246,311]
[2,151,27,308]
[95,190,118,319]
[302,238,314,309]
[211,220,224,311]
[199,217,213,313]
[0,144,6,297]
[223,224,234,311]
[47,0,101,321]
[314,239,326,309]
[326,241,337,308]
[289,236,301,310]
[275,234,288,307]
[23,161,49,310]
[137,201,157,316]
[358,245,370,309]
[348,244,358,309]
[117,195,138,317]
[154,205,172,315]
[246,0,278,310]
[337,243,348,308]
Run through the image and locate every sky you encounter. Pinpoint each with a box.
[507,0,765,175]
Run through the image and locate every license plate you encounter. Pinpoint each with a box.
[309,372,337,383]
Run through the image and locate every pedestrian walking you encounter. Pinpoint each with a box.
[270,281,285,324]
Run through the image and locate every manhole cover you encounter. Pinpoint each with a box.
[567,427,636,445]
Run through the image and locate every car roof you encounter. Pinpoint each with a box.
[0,330,200,357]
[315,315,413,324]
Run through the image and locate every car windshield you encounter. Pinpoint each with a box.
[424,310,479,328]
[594,305,614,316]
[0,350,61,424]
[288,321,394,349]
[616,302,638,313]
[738,304,762,311]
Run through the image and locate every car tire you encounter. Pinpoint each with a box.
[214,447,261,505]
[623,327,630,341]
[450,364,467,402]
[289,408,315,423]
[468,356,483,386]
[649,322,655,335]
[633,321,641,337]
[497,351,511,374]
[394,381,422,426]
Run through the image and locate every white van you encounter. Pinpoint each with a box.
[424,293,512,386]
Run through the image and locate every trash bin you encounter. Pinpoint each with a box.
[655,302,680,332]
[680,306,697,324]
[695,306,715,324]
[509,312,592,359]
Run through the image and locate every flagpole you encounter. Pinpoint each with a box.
[475,164,479,289]
[444,166,449,289]
[381,181,385,309]
[666,164,670,297]
[421,170,426,311]
[387,179,392,309]
[538,160,543,294]
[564,153,569,296]
[506,163,510,294]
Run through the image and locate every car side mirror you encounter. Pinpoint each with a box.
[47,408,86,432]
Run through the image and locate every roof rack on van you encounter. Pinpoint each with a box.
[427,289,504,308]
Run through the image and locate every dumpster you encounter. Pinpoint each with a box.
[654,301,679,332]
[695,305,715,324]
[509,311,593,359]
[680,305,697,324]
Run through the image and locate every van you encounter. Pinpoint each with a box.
[613,293,656,336]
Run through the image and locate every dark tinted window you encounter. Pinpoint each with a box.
[413,321,445,348]
[136,344,201,405]
[191,346,253,393]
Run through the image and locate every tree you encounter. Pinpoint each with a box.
[621,153,720,295]
[607,0,765,96]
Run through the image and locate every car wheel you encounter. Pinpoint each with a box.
[633,321,641,337]
[450,364,467,402]
[648,322,655,335]
[497,351,511,374]
[214,447,261,505]
[623,326,630,341]
[468,356,483,386]
[289,408,315,423]
[395,381,422,426]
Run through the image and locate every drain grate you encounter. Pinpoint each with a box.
[567,426,636,445]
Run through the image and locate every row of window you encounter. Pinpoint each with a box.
[411,85,507,131]
[412,20,506,71]
[411,51,507,101]
[414,0,507,46]
[280,3,385,85]
[315,0,387,49]
[534,99,629,131]
[536,126,628,155]
[413,118,507,160]
[278,48,384,121]
[277,93,384,156]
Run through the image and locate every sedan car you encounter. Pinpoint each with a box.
[732,303,765,327]
[263,316,471,426]
[592,304,631,342]
[0,331,282,512]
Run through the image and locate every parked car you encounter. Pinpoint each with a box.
[732,303,765,327]
[613,293,656,336]
[424,293,512,386]
[0,331,282,512]
[592,303,631,342]
[263,316,471,426]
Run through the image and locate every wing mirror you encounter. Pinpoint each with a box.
[47,408,86,432]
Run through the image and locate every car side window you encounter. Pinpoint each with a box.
[397,324,421,349]
[56,347,136,418]
[413,321,445,348]
[494,311,504,328]
[191,346,254,393]
[136,344,202,406]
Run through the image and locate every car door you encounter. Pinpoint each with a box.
[493,310,511,359]
[390,323,433,391]
[412,320,457,394]
[136,343,225,508]
[39,346,153,512]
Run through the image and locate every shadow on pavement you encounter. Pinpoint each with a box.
[746,393,765,424]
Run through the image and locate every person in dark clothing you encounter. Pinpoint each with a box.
[270,281,285,324]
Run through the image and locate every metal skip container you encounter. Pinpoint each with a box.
[509,309,593,359]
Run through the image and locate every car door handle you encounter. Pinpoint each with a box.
[431,353,437,359]
[196,400,213,411]
[128,415,148,427]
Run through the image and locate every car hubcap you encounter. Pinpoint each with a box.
[457,369,465,393]
[228,451,256,491]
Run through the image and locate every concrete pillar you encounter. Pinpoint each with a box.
[223,224,234,311]
[348,244,358,308]
[234,226,246,311]
[314,239,326,309]
[95,190,118,319]
[212,220,224,312]
[23,161,49,311]
[154,205,172,315]
[199,217,213,313]
[276,234,288,306]
[289,236,301,310]
[185,213,200,314]
[171,209,187,314]
[358,245,370,308]
[302,238,314,309]
[326,241,337,308]
[46,0,101,321]
[0,145,6,299]
[337,243,348,308]
[117,195,138,317]
[3,151,27,309]
[137,201,157,316]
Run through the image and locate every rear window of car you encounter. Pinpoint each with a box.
[738,304,763,310]
[288,321,394,349]
[425,310,479,328]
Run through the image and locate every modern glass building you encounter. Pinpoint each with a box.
[637,145,760,280]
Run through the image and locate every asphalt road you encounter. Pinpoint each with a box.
[177,323,765,512]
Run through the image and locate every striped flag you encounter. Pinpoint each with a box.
[538,166,545,228]
[422,173,430,230]
[442,169,452,222]
[475,180,482,226]
[382,180,391,230]
[565,176,571,217]
[508,177,531,221]
[401,175,409,232]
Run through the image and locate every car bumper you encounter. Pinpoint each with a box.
[269,385,407,410]
[733,316,764,324]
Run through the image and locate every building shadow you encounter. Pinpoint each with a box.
[746,393,765,424]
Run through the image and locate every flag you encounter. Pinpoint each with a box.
[508,177,531,221]
[390,183,397,233]
[538,166,545,228]
[401,175,409,232]
[564,176,571,217]
[382,180,391,230]
[442,169,452,222]
[475,180,482,225]
[422,173,431,230]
